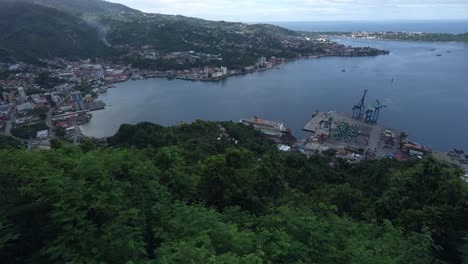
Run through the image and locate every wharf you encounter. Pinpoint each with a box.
[87,100,106,111]
[303,111,404,158]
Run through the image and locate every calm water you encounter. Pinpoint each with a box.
[81,39,468,151]
[273,20,468,33]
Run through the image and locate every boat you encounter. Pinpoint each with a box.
[240,116,289,133]
[311,110,319,118]
[341,69,346,72]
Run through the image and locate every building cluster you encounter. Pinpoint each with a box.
[0,59,116,145]
[0,53,290,145]
[330,31,426,41]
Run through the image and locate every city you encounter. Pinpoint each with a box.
[0,0,467,263]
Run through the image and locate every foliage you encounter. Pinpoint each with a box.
[0,1,111,62]
[0,135,23,149]
[12,0,140,16]
[0,121,467,263]
[35,71,63,89]
[54,127,67,138]
[11,122,48,139]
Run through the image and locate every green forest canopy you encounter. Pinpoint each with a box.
[0,120,467,263]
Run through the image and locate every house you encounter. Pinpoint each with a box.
[36,130,49,139]
[16,102,35,112]
[278,144,291,152]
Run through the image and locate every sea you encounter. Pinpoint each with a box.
[80,21,468,151]
[272,20,468,33]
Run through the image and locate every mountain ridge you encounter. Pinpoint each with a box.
[1,0,140,16]
[0,0,387,70]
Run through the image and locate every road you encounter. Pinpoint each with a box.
[4,107,16,136]
[46,108,54,138]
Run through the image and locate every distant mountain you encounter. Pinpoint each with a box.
[0,1,110,62]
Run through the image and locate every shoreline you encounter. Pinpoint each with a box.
[328,36,468,44]
[112,53,385,85]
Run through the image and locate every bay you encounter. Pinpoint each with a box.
[81,39,468,151]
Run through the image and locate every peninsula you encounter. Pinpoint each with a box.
[305,31,468,43]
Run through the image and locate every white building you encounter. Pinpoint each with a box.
[212,72,223,78]
[16,102,35,112]
[221,67,228,75]
[278,144,291,152]
[36,130,49,139]
[17,87,27,98]
[258,57,267,66]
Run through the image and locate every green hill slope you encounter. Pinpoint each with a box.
[1,121,466,263]
[2,0,140,16]
[0,2,111,62]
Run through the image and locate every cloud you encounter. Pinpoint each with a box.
[107,0,468,21]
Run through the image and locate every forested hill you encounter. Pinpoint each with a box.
[0,120,467,263]
[0,0,349,68]
[1,0,140,16]
[0,1,111,62]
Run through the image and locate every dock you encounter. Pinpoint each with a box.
[303,111,405,158]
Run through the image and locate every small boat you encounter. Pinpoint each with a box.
[341,69,346,72]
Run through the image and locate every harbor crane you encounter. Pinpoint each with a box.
[352,90,368,120]
[365,100,387,124]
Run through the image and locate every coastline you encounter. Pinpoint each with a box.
[119,53,386,85]
[327,35,468,44]
[79,39,468,153]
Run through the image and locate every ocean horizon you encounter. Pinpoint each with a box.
[267,20,468,33]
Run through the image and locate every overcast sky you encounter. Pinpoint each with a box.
[107,0,468,22]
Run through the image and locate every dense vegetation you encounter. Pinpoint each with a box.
[0,0,351,70]
[1,120,467,263]
[35,71,64,89]
[14,0,140,16]
[0,1,111,62]
[0,134,23,149]
[11,122,48,139]
[377,32,468,42]
[105,14,332,69]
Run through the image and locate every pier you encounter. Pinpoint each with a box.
[303,111,404,158]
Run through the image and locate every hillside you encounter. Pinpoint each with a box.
[105,13,325,69]
[0,2,111,62]
[0,0,387,69]
[0,121,467,263]
[4,0,140,16]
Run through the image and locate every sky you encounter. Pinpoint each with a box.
[107,0,468,22]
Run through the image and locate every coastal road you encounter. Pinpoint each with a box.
[46,109,54,138]
[4,107,16,136]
